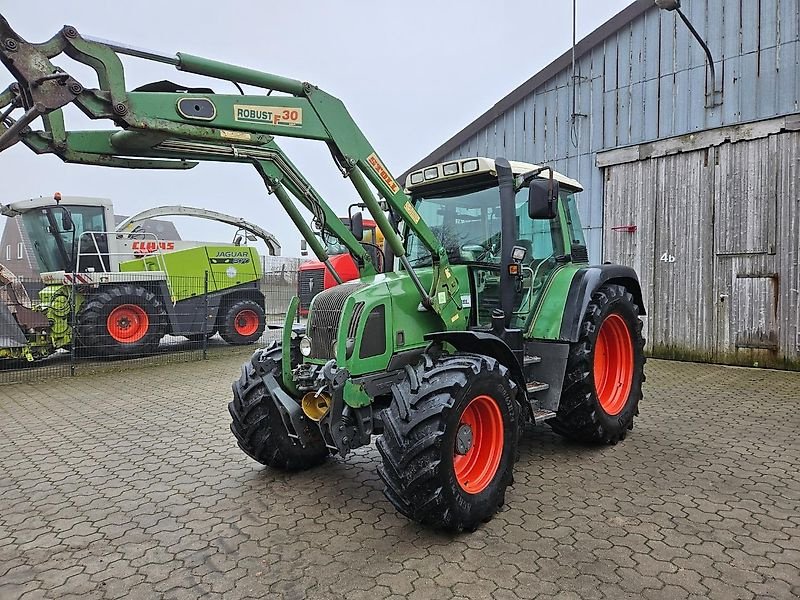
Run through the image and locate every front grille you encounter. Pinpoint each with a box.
[298,268,325,311]
[308,280,366,360]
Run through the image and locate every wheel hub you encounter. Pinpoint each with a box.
[455,423,473,455]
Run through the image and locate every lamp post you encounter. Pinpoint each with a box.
[655,0,721,106]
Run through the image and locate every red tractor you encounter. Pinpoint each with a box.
[298,216,384,315]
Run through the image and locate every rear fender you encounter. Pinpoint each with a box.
[559,265,645,342]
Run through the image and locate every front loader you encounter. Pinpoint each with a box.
[0,16,646,531]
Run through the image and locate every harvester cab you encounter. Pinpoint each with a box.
[0,15,646,531]
[2,195,114,274]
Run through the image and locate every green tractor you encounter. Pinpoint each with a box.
[231,157,646,530]
[0,195,273,360]
[0,17,645,530]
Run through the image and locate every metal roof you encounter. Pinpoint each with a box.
[399,0,652,181]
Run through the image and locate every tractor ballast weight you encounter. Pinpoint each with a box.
[0,17,646,531]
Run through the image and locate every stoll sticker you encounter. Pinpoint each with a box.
[403,201,421,224]
[220,129,252,141]
[367,153,400,194]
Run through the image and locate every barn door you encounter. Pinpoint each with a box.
[603,149,715,361]
[712,136,779,364]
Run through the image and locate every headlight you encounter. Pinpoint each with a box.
[299,336,312,357]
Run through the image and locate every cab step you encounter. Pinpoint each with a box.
[532,409,557,424]
[526,381,549,394]
[523,355,542,367]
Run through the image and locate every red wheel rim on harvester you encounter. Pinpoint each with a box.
[593,313,634,415]
[453,394,505,494]
[107,304,149,343]
[234,309,260,337]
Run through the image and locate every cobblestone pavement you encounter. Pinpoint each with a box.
[1,354,798,600]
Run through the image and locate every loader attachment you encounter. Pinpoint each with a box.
[0,13,467,330]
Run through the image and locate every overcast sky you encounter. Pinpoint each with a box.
[1,1,632,258]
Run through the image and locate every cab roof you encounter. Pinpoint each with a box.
[2,196,112,217]
[404,157,583,193]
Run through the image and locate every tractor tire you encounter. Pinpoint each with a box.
[219,299,265,345]
[76,285,167,358]
[377,352,520,531]
[229,343,328,470]
[549,283,645,444]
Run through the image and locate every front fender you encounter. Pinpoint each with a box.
[424,330,526,393]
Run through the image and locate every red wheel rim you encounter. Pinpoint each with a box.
[107,304,149,343]
[234,309,260,337]
[453,395,505,494]
[593,313,634,415]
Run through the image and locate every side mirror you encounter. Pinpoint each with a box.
[246,233,257,242]
[233,235,243,246]
[300,239,308,256]
[350,211,364,241]
[528,179,559,220]
[61,209,74,232]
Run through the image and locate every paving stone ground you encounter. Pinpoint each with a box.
[0,353,798,600]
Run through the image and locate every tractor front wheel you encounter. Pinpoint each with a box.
[377,353,520,531]
[229,343,328,470]
[550,283,645,444]
[77,285,167,358]
[219,299,265,345]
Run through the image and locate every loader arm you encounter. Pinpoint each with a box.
[0,16,465,328]
[116,205,282,256]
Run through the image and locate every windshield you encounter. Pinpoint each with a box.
[322,224,378,256]
[21,205,107,272]
[406,183,564,267]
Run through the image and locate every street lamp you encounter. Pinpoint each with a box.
[655,0,721,106]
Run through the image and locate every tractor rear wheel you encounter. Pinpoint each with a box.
[377,353,520,531]
[219,299,265,345]
[550,283,645,444]
[76,285,167,358]
[229,343,328,470]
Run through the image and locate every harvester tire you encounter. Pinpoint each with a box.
[377,352,520,531]
[76,285,167,358]
[549,283,645,444]
[229,343,328,470]
[219,299,265,345]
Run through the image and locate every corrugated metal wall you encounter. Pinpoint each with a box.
[603,131,799,369]
[437,0,800,261]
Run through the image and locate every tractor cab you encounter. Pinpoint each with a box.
[404,157,587,329]
[4,196,114,273]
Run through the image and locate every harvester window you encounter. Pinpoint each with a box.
[21,205,107,273]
